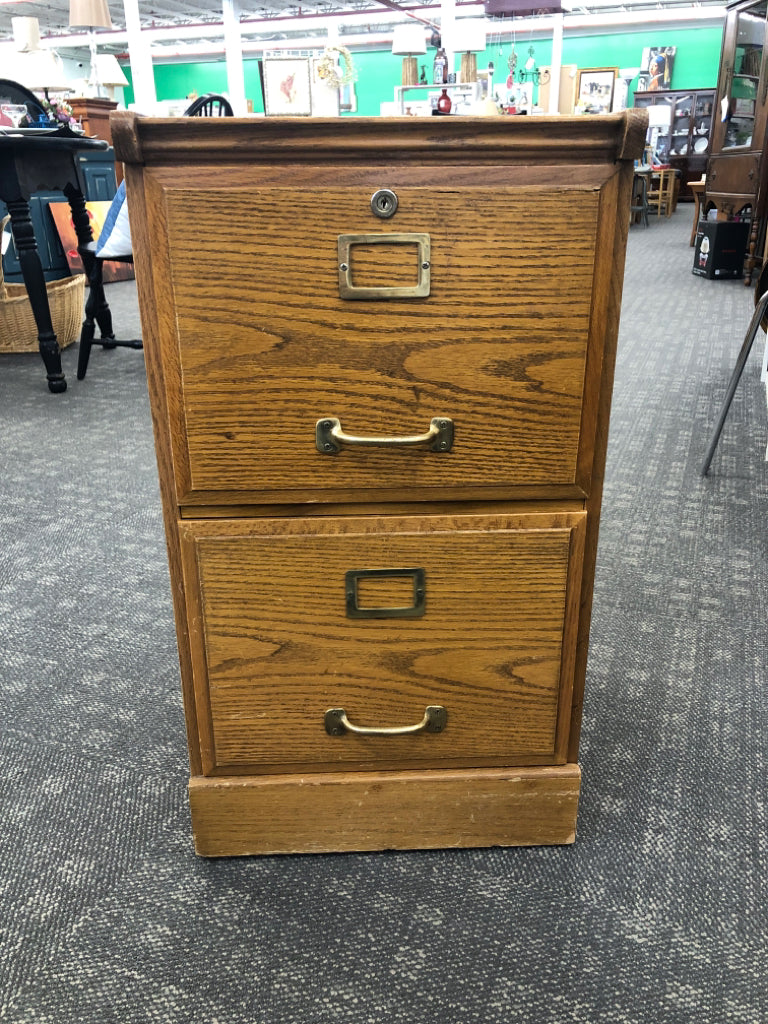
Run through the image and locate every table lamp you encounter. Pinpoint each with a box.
[17,51,70,102]
[10,17,70,103]
[69,0,113,97]
[457,20,488,84]
[392,24,427,87]
[93,53,129,100]
[12,16,40,52]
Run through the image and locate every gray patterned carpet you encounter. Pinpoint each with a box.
[1,206,767,1022]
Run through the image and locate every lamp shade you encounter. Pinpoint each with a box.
[14,49,70,91]
[69,0,112,29]
[392,24,427,57]
[94,53,128,87]
[12,17,40,53]
[457,19,488,54]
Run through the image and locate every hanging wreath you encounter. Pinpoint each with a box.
[316,44,356,88]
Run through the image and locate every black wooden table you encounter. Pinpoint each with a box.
[0,127,108,393]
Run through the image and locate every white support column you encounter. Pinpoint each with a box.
[548,12,563,115]
[122,0,156,112]
[441,0,457,79]
[222,0,247,115]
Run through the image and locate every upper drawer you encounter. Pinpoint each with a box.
[146,170,622,505]
[179,510,586,776]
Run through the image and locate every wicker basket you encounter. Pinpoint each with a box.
[0,216,86,354]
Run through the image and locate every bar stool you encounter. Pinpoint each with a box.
[702,262,768,474]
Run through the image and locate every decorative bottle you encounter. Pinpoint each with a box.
[433,47,448,85]
[437,89,452,114]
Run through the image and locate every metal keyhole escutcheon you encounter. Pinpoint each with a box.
[371,189,398,219]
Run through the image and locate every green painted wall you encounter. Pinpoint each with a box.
[123,22,724,115]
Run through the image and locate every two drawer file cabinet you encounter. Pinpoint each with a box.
[113,111,645,856]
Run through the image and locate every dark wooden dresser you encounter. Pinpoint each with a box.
[112,110,645,856]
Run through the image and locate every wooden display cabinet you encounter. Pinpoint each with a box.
[634,88,716,199]
[112,110,645,856]
[706,0,768,282]
[68,98,122,184]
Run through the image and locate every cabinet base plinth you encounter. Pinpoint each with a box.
[188,765,581,857]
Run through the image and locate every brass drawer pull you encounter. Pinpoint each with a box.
[325,705,447,737]
[316,417,453,454]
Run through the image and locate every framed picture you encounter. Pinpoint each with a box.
[640,46,676,91]
[263,57,312,116]
[576,67,617,115]
[310,57,340,117]
[48,201,135,284]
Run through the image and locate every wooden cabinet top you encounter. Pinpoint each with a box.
[111,110,647,168]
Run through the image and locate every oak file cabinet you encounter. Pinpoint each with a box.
[112,110,645,855]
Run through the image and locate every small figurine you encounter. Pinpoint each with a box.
[419,64,427,84]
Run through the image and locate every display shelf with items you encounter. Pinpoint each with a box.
[706,0,768,284]
[634,88,715,199]
[394,81,480,114]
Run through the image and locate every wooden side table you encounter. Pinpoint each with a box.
[689,179,706,246]
[0,127,107,392]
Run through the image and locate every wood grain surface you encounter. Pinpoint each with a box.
[155,182,600,503]
[189,764,581,855]
[179,511,585,774]
[112,110,648,167]
[118,113,644,853]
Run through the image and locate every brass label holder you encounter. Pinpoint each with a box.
[345,567,426,618]
[338,233,431,299]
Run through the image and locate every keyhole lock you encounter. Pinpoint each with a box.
[371,189,399,219]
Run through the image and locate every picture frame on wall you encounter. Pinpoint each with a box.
[576,67,618,115]
[638,46,676,92]
[310,56,340,116]
[263,57,312,116]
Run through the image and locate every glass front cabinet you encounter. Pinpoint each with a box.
[706,0,768,282]
[634,88,716,199]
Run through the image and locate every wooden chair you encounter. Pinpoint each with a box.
[648,168,677,218]
[0,79,47,124]
[183,94,234,117]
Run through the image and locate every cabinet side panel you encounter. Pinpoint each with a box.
[568,163,633,761]
[123,165,202,776]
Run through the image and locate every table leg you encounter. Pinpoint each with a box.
[689,190,702,247]
[6,197,66,393]
[66,185,115,354]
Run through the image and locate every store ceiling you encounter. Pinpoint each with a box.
[2,0,406,38]
[0,0,727,54]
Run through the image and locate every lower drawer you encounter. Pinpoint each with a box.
[179,510,586,775]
